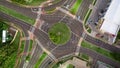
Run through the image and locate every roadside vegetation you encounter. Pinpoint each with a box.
[52,56,73,68]
[29,40,33,52]
[48,23,71,45]
[0,5,35,25]
[0,21,13,46]
[67,64,74,68]
[115,30,120,44]
[0,30,20,68]
[11,0,46,6]
[34,52,47,68]
[81,41,120,63]
[25,40,33,61]
[70,0,82,15]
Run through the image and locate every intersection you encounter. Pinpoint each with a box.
[0,0,120,68]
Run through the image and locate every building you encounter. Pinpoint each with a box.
[100,0,120,43]
[2,30,6,43]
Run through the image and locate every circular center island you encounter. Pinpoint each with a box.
[48,23,71,45]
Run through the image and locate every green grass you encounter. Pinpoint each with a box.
[46,8,56,14]
[84,0,96,24]
[11,0,47,6]
[80,53,89,60]
[20,40,25,53]
[0,31,20,68]
[84,9,92,24]
[70,0,82,15]
[29,40,33,52]
[26,54,31,61]
[48,23,71,45]
[67,64,74,68]
[81,41,120,62]
[87,28,92,33]
[0,5,35,25]
[93,0,97,5]
[34,52,47,68]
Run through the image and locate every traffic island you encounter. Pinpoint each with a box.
[11,0,47,6]
[48,23,71,45]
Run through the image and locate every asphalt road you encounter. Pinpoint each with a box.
[0,11,31,68]
[76,0,93,20]
[0,0,120,68]
[1,10,120,67]
[80,47,120,68]
[0,0,37,19]
[40,11,83,58]
[19,29,30,68]
[63,0,76,9]
[26,44,43,68]
[43,0,67,11]
[39,57,53,68]
[85,34,120,53]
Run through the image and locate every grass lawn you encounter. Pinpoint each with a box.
[11,0,47,6]
[48,23,71,45]
[0,5,35,25]
[81,41,120,62]
[70,0,82,15]
[29,40,33,52]
[80,53,89,61]
[34,52,47,68]
[20,40,25,53]
[84,9,92,24]
[67,64,74,68]
[46,8,56,14]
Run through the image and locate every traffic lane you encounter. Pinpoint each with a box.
[68,19,83,37]
[76,0,93,20]
[52,33,79,58]
[41,13,84,37]
[19,40,30,62]
[0,0,37,19]
[33,28,56,51]
[0,11,31,55]
[26,44,43,68]
[0,11,31,30]
[40,14,61,24]
[80,47,120,68]
[40,10,65,24]
[0,11,56,52]
[0,12,30,68]
[64,0,76,9]
[41,22,52,33]
[43,0,67,11]
[0,12,55,67]
[85,35,120,53]
[39,57,53,68]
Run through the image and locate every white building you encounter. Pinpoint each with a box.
[100,0,120,43]
[2,30,6,43]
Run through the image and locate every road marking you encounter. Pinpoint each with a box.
[36,39,57,61]
[58,15,67,23]
[82,32,87,39]
[57,7,76,18]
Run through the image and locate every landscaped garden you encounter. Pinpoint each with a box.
[48,23,71,45]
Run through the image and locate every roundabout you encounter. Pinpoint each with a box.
[48,23,71,45]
